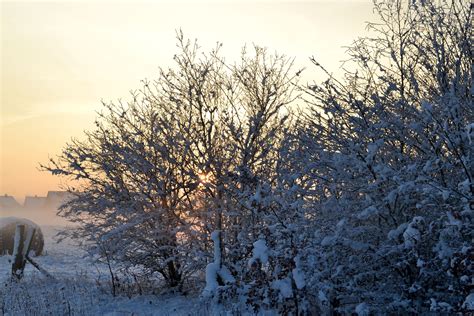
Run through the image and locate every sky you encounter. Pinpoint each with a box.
[1,0,375,203]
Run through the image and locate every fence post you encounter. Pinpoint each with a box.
[0,227,3,255]
[11,225,35,280]
[12,225,26,279]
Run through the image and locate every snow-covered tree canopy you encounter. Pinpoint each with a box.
[300,0,473,313]
[43,31,299,291]
[43,0,472,313]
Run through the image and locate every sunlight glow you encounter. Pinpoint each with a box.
[0,1,374,201]
[198,172,213,185]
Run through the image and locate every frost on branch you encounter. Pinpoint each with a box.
[202,231,235,297]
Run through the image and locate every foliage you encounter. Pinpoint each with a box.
[44,0,473,313]
[300,0,473,313]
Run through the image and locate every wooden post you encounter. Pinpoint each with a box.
[0,228,3,255]
[11,225,35,280]
[12,225,26,279]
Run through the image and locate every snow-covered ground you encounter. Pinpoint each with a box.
[0,225,212,315]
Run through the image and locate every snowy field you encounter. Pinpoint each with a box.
[0,225,213,316]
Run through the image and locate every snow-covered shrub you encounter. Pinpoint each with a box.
[301,0,473,313]
[213,140,316,314]
[43,32,299,301]
[191,46,306,314]
[39,1,471,313]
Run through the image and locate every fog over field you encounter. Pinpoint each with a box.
[0,192,72,226]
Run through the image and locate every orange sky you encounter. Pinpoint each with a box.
[1,0,374,203]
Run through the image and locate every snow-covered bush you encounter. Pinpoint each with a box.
[41,1,472,313]
[301,0,473,313]
[43,32,299,303]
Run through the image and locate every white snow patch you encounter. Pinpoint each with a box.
[355,302,370,316]
[292,256,305,290]
[249,238,268,266]
[365,139,383,163]
[466,123,474,144]
[462,293,474,310]
[357,206,378,220]
[416,258,425,268]
[403,217,424,248]
[1,226,205,315]
[202,230,235,297]
[271,277,293,299]
[388,223,408,241]
[218,265,235,284]
[318,290,328,303]
[210,230,221,266]
[292,267,305,290]
[321,236,336,246]
[430,298,453,312]
[203,262,220,295]
[441,190,450,201]
[403,225,420,248]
